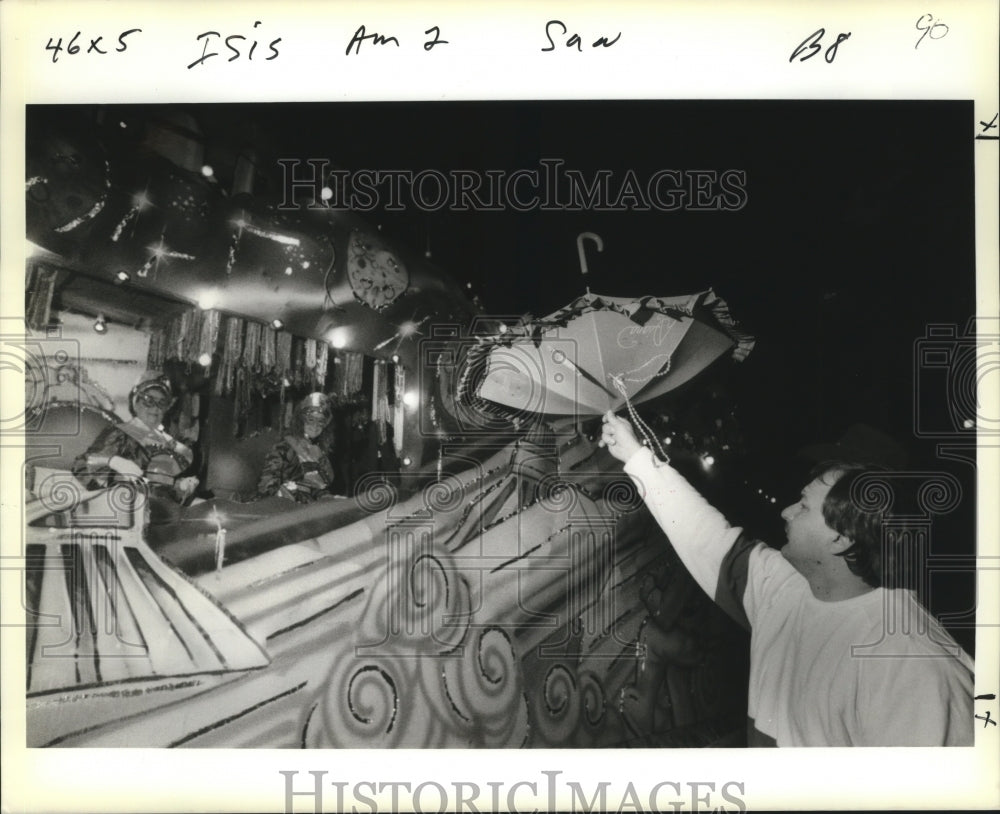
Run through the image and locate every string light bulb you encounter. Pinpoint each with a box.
[93,314,107,334]
[328,327,349,349]
[198,289,220,310]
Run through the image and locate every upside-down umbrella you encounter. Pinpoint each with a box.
[467,290,754,417]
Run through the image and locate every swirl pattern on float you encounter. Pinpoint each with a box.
[539,664,580,743]
[347,665,398,732]
[310,540,532,747]
[407,553,471,652]
[579,671,607,727]
[309,653,410,748]
[440,628,528,747]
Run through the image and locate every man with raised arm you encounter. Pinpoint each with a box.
[600,411,973,746]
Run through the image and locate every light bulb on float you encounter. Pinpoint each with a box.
[197,289,220,310]
[328,327,349,350]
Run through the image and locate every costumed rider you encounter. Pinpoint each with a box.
[73,375,199,505]
[257,392,342,503]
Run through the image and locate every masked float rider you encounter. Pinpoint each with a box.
[257,392,339,503]
[73,376,199,504]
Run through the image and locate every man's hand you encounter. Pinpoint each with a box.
[599,411,643,463]
[175,476,199,499]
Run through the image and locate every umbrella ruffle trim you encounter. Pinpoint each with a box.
[469,289,755,363]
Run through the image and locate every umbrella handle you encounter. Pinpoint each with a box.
[576,232,604,294]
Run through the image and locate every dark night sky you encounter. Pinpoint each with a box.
[224,99,976,466]
[57,99,978,468]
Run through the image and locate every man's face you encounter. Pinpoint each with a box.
[779,471,843,574]
[134,389,170,430]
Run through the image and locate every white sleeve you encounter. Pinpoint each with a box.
[623,447,743,601]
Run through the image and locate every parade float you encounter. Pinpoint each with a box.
[22,105,753,748]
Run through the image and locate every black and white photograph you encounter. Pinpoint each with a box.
[2,2,998,812]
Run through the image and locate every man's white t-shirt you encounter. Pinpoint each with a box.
[624,447,974,747]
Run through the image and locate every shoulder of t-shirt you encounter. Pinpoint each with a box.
[749,543,801,591]
[857,589,975,668]
[740,541,805,624]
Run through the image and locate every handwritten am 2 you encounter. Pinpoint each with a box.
[44,29,141,63]
[344,25,448,54]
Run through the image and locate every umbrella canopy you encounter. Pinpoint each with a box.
[470,290,754,417]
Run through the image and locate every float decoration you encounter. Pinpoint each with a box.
[470,289,755,418]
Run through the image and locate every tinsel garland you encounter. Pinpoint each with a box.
[215,316,244,396]
[147,308,221,371]
[261,326,276,371]
[147,328,165,370]
[168,311,191,361]
[393,363,406,453]
[179,308,220,363]
[345,351,363,396]
[315,343,328,388]
[291,337,304,387]
[372,360,390,445]
[242,321,262,370]
[233,366,251,437]
[178,310,197,361]
[26,264,59,331]
[332,350,364,398]
[276,330,292,378]
[197,309,221,363]
[304,338,317,377]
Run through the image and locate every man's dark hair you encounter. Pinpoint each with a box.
[813,462,893,588]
